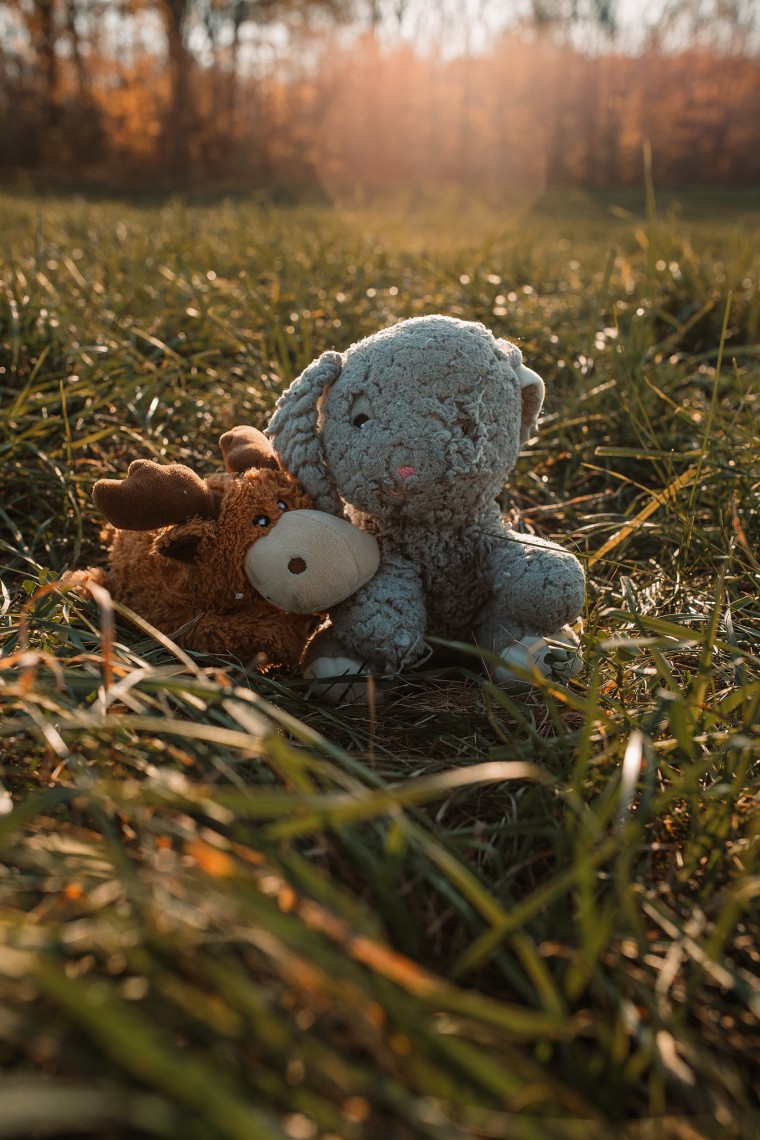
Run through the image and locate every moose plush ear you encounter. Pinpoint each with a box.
[516,364,545,443]
[266,351,344,513]
[153,520,211,564]
[158,534,202,563]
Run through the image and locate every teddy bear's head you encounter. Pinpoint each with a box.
[267,315,545,520]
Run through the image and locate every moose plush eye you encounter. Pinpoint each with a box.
[254,514,271,527]
[352,413,370,428]
[276,499,289,511]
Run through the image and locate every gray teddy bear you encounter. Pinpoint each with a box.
[267,314,585,701]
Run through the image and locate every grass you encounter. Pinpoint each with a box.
[0,184,759,1138]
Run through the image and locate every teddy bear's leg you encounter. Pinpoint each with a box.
[304,555,429,704]
[498,629,582,687]
[477,530,585,688]
[485,529,585,633]
[303,637,377,705]
[476,608,583,689]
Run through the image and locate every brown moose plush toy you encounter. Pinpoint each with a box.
[63,427,379,669]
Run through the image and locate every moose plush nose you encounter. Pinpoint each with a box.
[397,465,415,481]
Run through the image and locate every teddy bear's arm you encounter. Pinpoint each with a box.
[307,549,428,675]
[479,525,585,638]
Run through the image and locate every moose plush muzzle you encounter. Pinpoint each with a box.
[245,509,380,614]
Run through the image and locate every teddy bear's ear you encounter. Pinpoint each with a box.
[266,351,344,513]
[516,364,545,444]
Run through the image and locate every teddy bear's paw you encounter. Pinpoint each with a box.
[304,656,385,706]
[495,631,583,691]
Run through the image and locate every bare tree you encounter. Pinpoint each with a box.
[7,0,61,132]
[529,0,616,30]
[649,0,759,51]
[151,0,353,176]
[157,0,195,175]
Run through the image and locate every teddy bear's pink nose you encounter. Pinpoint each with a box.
[397,466,415,481]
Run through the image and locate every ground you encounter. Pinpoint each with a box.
[0,185,759,1138]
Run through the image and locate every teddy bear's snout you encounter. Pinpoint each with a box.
[387,463,418,496]
[372,434,451,503]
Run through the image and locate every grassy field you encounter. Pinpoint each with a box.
[1,185,759,1139]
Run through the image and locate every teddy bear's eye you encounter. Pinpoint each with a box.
[457,413,477,440]
[254,514,271,528]
[349,394,372,428]
[276,500,289,511]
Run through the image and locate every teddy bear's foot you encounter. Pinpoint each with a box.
[304,656,384,706]
[495,629,583,691]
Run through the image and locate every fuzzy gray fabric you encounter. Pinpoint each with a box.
[267,315,585,676]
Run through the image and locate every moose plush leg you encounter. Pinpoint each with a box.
[477,529,585,688]
[182,608,312,671]
[304,556,428,704]
[58,567,109,593]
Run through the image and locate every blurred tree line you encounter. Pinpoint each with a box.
[0,0,758,189]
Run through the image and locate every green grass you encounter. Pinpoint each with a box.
[1,186,759,1139]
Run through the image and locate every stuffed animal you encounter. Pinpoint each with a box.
[266,315,585,700]
[62,427,379,670]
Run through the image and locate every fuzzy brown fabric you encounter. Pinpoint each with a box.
[220,425,280,473]
[93,460,220,531]
[64,468,316,669]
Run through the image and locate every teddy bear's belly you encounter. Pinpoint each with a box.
[423,586,489,640]
[419,560,490,640]
[385,527,491,640]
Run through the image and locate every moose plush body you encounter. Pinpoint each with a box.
[64,427,379,670]
[267,315,585,698]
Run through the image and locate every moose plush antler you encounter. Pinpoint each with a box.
[92,458,221,532]
[92,426,278,533]
[62,427,379,670]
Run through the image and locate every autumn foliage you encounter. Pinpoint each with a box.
[1,7,759,190]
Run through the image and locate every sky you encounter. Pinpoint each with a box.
[368,0,758,57]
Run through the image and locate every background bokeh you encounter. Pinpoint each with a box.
[1,0,758,194]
